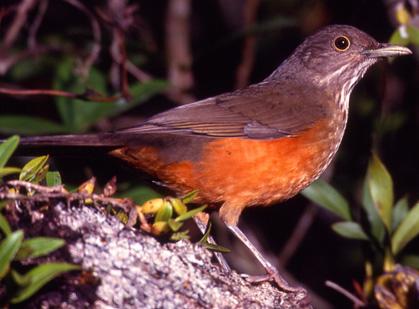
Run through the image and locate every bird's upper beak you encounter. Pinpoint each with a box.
[362,43,412,58]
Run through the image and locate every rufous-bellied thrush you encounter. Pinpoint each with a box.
[12,25,411,290]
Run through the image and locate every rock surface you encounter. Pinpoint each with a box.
[10,201,311,308]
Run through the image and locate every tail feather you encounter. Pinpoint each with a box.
[13,133,128,156]
[19,133,125,147]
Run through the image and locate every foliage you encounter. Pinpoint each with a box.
[0,58,167,135]
[302,153,419,302]
[0,136,78,304]
[52,58,167,133]
[136,190,207,241]
[389,4,419,46]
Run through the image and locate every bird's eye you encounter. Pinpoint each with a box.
[333,36,351,52]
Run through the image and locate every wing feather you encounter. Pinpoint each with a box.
[121,81,329,139]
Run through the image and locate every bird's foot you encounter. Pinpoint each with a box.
[240,266,302,293]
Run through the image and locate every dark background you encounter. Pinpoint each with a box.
[0,0,418,307]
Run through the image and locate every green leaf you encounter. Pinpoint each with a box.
[46,171,62,187]
[167,219,183,232]
[331,222,369,240]
[201,242,231,253]
[407,25,419,45]
[0,135,20,168]
[15,237,65,260]
[129,80,168,106]
[53,57,167,132]
[175,205,207,222]
[0,230,24,279]
[9,57,49,81]
[301,179,351,221]
[392,202,419,255]
[366,153,394,231]
[0,167,21,178]
[115,210,129,224]
[198,220,213,245]
[389,28,409,46]
[169,198,187,215]
[0,213,12,236]
[154,201,173,222]
[362,179,385,245]
[198,221,231,252]
[11,270,30,286]
[389,26,419,46]
[19,155,49,183]
[0,116,66,135]
[401,255,419,269]
[170,230,190,241]
[11,262,80,303]
[181,190,199,205]
[392,197,409,232]
[119,185,161,205]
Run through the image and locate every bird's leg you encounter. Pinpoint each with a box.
[193,213,231,273]
[226,224,299,292]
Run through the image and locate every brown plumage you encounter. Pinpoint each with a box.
[17,25,411,290]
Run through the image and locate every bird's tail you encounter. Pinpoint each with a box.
[11,133,127,156]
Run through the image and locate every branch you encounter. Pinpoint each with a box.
[63,0,102,78]
[27,0,48,49]
[166,0,195,103]
[0,86,118,102]
[3,0,38,48]
[235,0,261,89]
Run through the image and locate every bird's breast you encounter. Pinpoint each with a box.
[194,118,345,206]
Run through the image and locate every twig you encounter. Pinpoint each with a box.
[3,180,135,212]
[325,280,366,307]
[102,0,132,100]
[63,0,102,78]
[278,204,318,266]
[126,59,152,82]
[235,0,261,89]
[0,86,118,102]
[7,180,66,193]
[112,27,130,100]
[3,0,38,48]
[166,0,195,104]
[27,0,48,49]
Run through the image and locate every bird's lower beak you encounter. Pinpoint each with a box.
[363,43,412,58]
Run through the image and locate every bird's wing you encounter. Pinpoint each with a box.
[122,81,329,140]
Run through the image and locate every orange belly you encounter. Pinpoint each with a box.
[111,119,336,222]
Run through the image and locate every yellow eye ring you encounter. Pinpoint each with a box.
[333,36,351,52]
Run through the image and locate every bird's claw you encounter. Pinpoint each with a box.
[240,272,302,293]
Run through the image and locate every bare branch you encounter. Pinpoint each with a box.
[63,0,102,78]
[235,0,261,89]
[325,281,365,307]
[126,59,152,82]
[27,0,48,49]
[278,205,318,266]
[0,86,118,102]
[166,0,195,103]
[3,0,38,48]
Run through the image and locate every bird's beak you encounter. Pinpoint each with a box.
[363,43,412,58]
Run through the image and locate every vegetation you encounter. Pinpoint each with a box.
[0,136,79,305]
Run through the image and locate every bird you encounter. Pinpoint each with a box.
[13,25,411,291]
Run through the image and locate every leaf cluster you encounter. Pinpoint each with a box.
[302,153,419,300]
[137,191,207,241]
[0,136,78,304]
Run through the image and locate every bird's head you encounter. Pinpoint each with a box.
[273,25,411,107]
